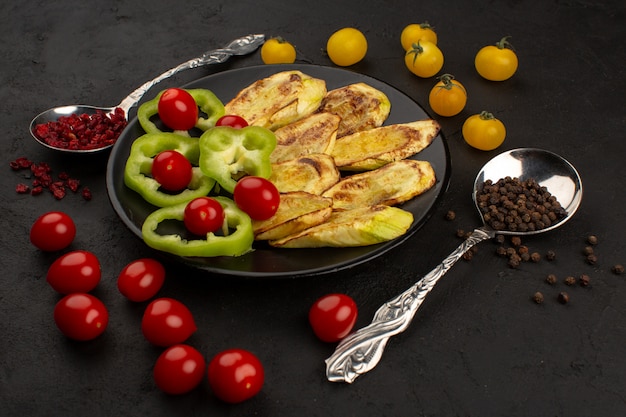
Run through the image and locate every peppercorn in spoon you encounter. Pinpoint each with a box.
[29,34,265,154]
[325,147,583,383]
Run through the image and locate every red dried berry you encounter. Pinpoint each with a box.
[16,183,30,194]
[81,187,92,201]
[33,107,127,150]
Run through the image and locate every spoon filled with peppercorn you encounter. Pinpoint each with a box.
[325,147,583,384]
[29,34,265,154]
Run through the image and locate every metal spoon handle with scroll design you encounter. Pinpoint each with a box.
[325,227,494,383]
[117,34,265,115]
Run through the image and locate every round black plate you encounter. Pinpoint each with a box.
[106,64,450,278]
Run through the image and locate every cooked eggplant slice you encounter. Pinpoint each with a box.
[269,154,340,195]
[331,119,440,171]
[317,82,391,137]
[271,112,340,163]
[323,160,436,210]
[253,192,333,241]
[269,205,414,248]
[224,70,327,130]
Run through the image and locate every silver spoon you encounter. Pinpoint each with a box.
[325,147,583,383]
[29,33,265,154]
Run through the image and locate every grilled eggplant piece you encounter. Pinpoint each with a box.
[253,192,333,241]
[271,112,340,163]
[317,82,391,137]
[322,160,436,210]
[331,119,440,171]
[224,70,327,130]
[269,154,340,195]
[269,205,414,248]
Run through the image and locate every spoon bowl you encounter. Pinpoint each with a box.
[29,105,119,154]
[29,34,265,154]
[325,147,583,383]
[473,147,583,236]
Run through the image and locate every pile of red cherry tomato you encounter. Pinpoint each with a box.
[30,210,359,403]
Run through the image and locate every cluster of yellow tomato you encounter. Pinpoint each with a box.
[259,25,518,151]
[400,23,517,151]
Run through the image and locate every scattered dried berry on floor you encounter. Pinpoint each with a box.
[10,157,91,201]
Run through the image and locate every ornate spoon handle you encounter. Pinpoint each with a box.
[325,227,495,383]
[117,34,265,115]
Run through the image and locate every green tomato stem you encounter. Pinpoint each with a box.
[479,111,496,120]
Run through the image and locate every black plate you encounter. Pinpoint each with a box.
[106,64,450,278]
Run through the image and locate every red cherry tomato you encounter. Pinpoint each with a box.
[153,344,206,395]
[141,298,197,347]
[54,293,109,341]
[309,293,358,342]
[151,150,193,192]
[207,348,264,404]
[183,197,225,236]
[117,258,165,302]
[46,250,101,294]
[157,88,199,131]
[30,211,76,252]
[216,115,249,129]
[233,176,280,220]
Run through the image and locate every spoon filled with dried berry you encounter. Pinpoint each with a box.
[29,34,265,154]
[325,147,583,384]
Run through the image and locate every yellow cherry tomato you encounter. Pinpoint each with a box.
[261,37,297,64]
[428,74,467,117]
[326,27,368,66]
[404,40,444,78]
[462,111,506,151]
[400,22,437,50]
[475,36,518,81]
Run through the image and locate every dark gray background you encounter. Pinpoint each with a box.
[2,1,624,416]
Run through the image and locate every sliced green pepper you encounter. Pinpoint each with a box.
[124,132,215,207]
[141,196,254,257]
[137,88,225,134]
[199,126,277,194]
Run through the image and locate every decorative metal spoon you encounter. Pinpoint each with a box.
[325,147,583,383]
[29,33,265,153]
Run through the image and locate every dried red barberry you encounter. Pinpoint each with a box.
[33,107,127,150]
[11,157,91,201]
[81,187,92,201]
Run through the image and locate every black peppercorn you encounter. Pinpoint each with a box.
[511,236,522,247]
[445,210,456,221]
[612,264,624,275]
[558,292,570,304]
[546,274,557,285]
[586,254,598,265]
[496,246,508,257]
[587,235,598,245]
[456,229,466,238]
[583,246,594,256]
[532,292,544,304]
[530,252,541,263]
[546,250,556,261]
[564,276,576,286]
[579,274,590,287]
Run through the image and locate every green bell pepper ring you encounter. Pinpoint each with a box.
[124,132,215,207]
[137,88,225,134]
[198,125,277,194]
[141,196,254,257]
